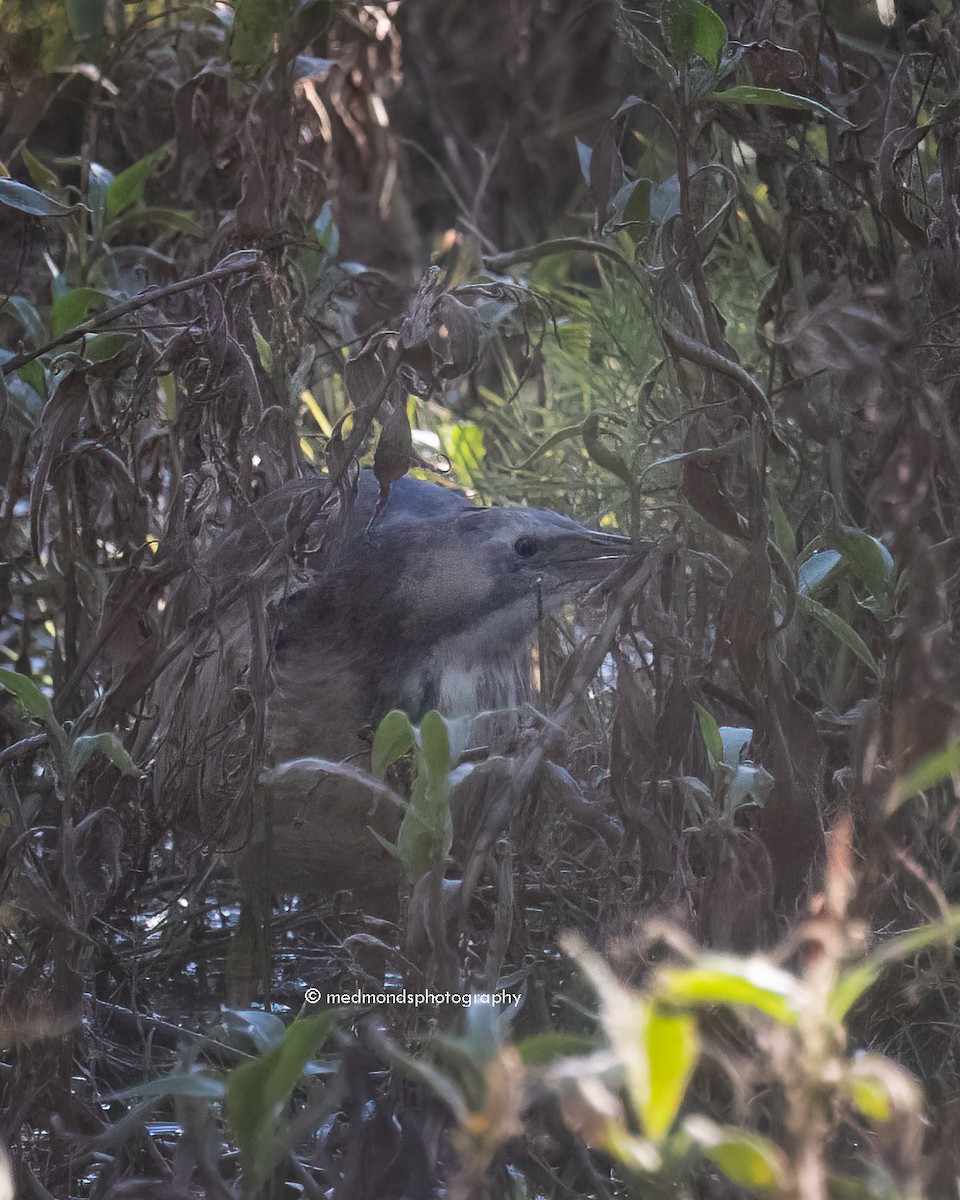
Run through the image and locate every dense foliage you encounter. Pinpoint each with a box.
[2,1,960,1197]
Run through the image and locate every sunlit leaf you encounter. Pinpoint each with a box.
[642,1006,698,1140]
[886,735,960,816]
[656,955,805,1027]
[420,709,453,783]
[846,1055,920,1125]
[685,1115,792,1197]
[828,911,960,1022]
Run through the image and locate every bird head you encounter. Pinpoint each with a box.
[378,503,632,649]
[273,475,639,721]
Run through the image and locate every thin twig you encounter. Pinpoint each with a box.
[0,252,264,375]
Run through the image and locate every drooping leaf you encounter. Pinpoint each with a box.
[797,549,844,597]
[69,732,144,779]
[21,147,61,193]
[796,594,879,677]
[710,86,848,123]
[0,669,55,724]
[105,206,204,237]
[0,178,83,218]
[827,524,894,606]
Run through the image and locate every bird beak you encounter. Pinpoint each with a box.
[551,528,638,581]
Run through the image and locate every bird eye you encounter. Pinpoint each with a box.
[514,535,539,558]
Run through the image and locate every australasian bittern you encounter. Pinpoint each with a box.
[156,469,634,921]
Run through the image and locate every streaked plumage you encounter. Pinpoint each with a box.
[153,470,634,916]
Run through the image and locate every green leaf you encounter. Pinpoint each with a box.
[642,1006,698,1140]
[105,206,205,238]
[49,287,112,337]
[65,0,107,44]
[439,420,486,481]
[656,955,804,1027]
[769,491,796,563]
[827,525,894,607]
[229,0,289,66]
[69,732,144,779]
[684,1116,792,1198]
[662,1,727,68]
[17,359,47,400]
[82,332,137,364]
[695,703,723,764]
[420,709,453,783]
[796,593,879,677]
[0,295,48,344]
[710,86,848,123]
[253,324,273,372]
[515,1031,596,1065]
[114,1068,227,1102]
[0,178,83,218]
[225,1009,338,1192]
[65,0,107,42]
[105,145,169,220]
[371,709,414,777]
[828,911,960,1022]
[886,735,960,816]
[21,147,61,193]
[846,1055,920,1125]
[0,668,55,724]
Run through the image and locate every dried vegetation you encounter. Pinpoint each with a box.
[2,0,960,1197]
